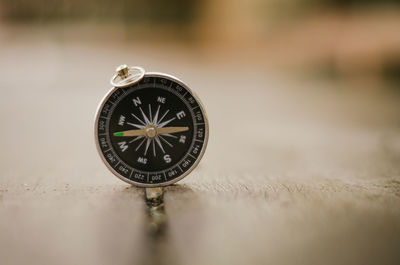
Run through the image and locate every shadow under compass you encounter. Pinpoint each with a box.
[139,184,194,265]
[101,184,194,265]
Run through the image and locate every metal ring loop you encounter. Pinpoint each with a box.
[110,66,145,88]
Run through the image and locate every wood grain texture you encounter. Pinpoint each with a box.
[0,31,399,265]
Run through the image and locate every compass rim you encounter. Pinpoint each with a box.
[94,72,209,187]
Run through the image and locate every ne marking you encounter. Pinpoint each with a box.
[188,154,196,159]
[192,106,200,110]
[182,91,188,97]
[195,139,204,143]
[178,165,183,172]
[195,123,204,125]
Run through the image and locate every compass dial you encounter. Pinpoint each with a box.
[95,73,208,187]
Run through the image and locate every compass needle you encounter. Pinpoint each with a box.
[157,126,189,135]
[95,66,208,186]
[113,128,146,137]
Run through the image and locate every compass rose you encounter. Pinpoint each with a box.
[113,104,189,157]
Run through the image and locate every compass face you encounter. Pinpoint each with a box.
[95,73,208,187]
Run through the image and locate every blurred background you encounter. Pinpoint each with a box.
[1,1,400,265]
[1,0,400,81]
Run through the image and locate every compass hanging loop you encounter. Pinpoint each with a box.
[110,65,145,88]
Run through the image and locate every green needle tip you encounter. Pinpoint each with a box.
[113,132,124,136]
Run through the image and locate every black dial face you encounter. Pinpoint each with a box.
[96,74,208,186]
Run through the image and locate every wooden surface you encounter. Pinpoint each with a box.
[1,34,400,265]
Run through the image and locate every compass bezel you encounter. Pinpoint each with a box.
[94,72,209,187]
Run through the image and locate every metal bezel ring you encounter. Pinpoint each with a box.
[95,72,209,188]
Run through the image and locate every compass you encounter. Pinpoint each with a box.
[95,65,209,187]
